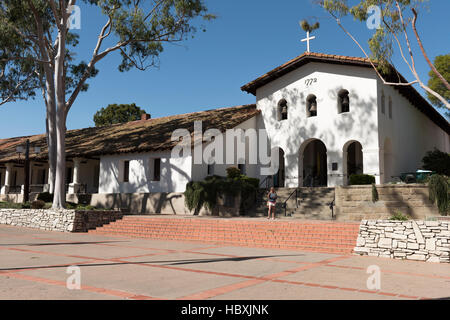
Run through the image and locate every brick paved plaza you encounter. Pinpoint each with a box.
[0,224,449,300]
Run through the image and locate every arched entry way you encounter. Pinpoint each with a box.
[300,139,327,187]
[344,141,363,184]
[383,138,393,183]
[273,148,285,188]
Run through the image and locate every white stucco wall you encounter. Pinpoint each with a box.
[191,116,262,183]
[255,62,380,186]
[378,80,450,183]
[99,151,192,194]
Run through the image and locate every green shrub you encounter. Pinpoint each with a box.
[428,174,449,215]
[65,202,77,209]
[422,149,450,176]
[389,211,409,221]
[240,175,260,189]
[226,167,242,179]
[0,201,23,209]
[31,200,46,209]
[75,205,97,211]
[21,202,31,209]
[371,183,379,203]
[349,174,375,185]
[65,202,100,211]
[37,192,54,203]
[184,174,260,214]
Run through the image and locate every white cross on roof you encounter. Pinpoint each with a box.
[301,31,316,53]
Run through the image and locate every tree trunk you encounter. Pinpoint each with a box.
[52,108,66,209]
[52,21,67,209]
[45,77,57,194]
[46,116,56,194]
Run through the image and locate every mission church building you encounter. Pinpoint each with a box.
[0,52,449,207]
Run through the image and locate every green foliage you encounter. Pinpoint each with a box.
[371,183,379,202]
[389,211,409,221]
[240,176,260,190]
[428,174,449,215]
[226,167,241,179]
[37,192,54,203]
[0,1,99,103]
[300,20,320,33]
[0,201,25,209]
[422,149,450,176]
[93,103,147,127]
[427,54,450,109]
[31,200,46,209]
[21,202,31,209]
[0,200,100,210]
[65,202,98,211]
[349,174,376,185]
[0,0,213,106]
[184,174,260,214]
[321,0,428,74]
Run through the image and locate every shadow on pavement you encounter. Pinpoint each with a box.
[0,254,305,272]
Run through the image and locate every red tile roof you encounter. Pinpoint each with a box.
[0,104,259,163]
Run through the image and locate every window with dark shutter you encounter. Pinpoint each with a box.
[154,159,161,182]
[123,161,130,183]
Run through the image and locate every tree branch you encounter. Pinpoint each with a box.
[65,14,114,111]
[48,0,62,31]
[411,8,450,91]
[381,12,415,77]
[0,71,36,106]
[395,1,449,109]
[326,10,418,87]
[0,56,51,64]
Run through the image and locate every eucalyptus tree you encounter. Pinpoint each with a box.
[0,0,214,208]
[319,0,450,110]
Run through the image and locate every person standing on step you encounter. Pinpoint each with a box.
[267,187,277,220]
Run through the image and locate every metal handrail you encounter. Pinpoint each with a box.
[328,199,335,219]
[282,188,299,217]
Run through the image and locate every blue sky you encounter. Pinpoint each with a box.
[0,0,449,139]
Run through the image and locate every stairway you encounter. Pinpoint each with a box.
[252,187,336,220]
[88,216,360,254]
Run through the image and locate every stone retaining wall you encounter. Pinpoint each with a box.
[0,209,122,232]
[354,220,450,263]
[335,184,440,221]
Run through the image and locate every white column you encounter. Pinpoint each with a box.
[43,166,52,193]
[68,158,82,194]
[73,158,81,184]
[1,163,13,194]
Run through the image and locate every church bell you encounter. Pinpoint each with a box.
[309,100,317,112]
[342,95,349,107]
